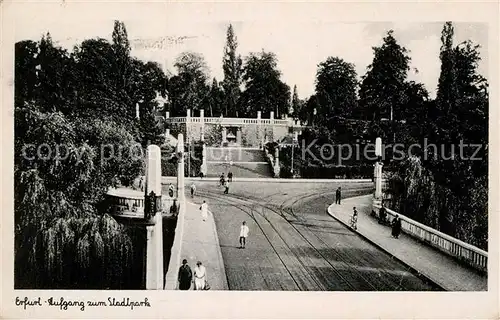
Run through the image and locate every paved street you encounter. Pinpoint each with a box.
[192,180,441,291]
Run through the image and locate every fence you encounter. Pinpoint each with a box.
[374,204,488,273]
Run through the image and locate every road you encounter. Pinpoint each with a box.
[191,180,441,291]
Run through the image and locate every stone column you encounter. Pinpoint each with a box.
[236,127,242,145]
[222,127,227,144]
[177,134,185,203]
[257,111,262,148]
[373,137,383,209]
[200,109,205,141]
[145,145,163,290]
[274,146,280,177]
[186,109,191,145]
[166,111,170,119]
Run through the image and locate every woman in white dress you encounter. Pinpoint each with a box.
[193,261,206,290]
[200,200,208,221]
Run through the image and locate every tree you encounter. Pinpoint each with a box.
[240,51,291,118]
[359,30,411,122]
[169,51,210,116]
[314,57,358,128]
[222,24,243,117]
[291,85,302,119]
[208,77,224,117]
[112,20,131,88]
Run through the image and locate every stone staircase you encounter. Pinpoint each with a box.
[205,147,272,178]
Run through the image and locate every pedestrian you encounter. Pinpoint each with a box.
[228,171,233,182]
[335,187,342,204]
[178,259,192,290]
[168,183,175,198]
[190,183,196,198]
[350,206,358,230]
[239,221,249,249]
[193,261,207,290]
[379,203,387,225]
[139,176,144,191]
[219,173,225,187]
[199,200,208,221]
[392,215,402,238]
[224,181,229,194]
[170,199,178,216]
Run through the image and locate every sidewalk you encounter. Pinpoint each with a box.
[162,176,376,184]
[328,195,487,291]
[165,199,228,290]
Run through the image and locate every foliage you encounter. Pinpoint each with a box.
[240,51,291,118]
[222,24,243,117]
[14,21,167,288]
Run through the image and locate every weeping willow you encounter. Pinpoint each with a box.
[15,168,134,289]
[386,156,488,250]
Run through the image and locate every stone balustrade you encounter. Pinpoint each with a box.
[374,204,488,273]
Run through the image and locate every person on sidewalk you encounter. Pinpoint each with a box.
[224,181,230,194]
[239,221,249,249]
[200,200,208,221]
[228,171,233,182]
[219,173,225,187]
[190,183,196,198]
[178,259,192,290]
[335,187,342,204]
[391,215,402,238]
[350,207,358,230]
[168,183,175,198]
[193,261,207,290]
[378,203,387,225]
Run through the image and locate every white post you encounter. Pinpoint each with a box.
[136,103,140,119]
[274,146,280,177]
[166,111,170,119]
[177,134,185,204]
[200,109,205,140]
[257,111,262,148]
[145,145,163,290]
[374,137,383,208]
[165,128,170,140]
[222,127,227,144]
[270,111,274,121]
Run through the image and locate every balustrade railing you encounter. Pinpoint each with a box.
[374,204,488,273]
[164,116,295,126]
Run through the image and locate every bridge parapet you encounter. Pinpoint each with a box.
[373,204,488,273]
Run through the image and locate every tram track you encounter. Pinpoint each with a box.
[194,184,437,291]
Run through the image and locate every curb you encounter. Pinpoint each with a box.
[186,201,229,290]
[326,202,447,291]
[207,209,229,290]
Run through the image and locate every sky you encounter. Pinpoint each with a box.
[11,2,489,100]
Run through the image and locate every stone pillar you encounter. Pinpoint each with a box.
[373,137,383,209]
[257,111,262,148]
[274,146,280,177]
[186,109,191,145]
[236,127,242,145]
[200,109,205,141]
[145,145,163,290]
[270,111,274,121]
[165,128,170,140]
[222,127,227,144]
[200,124,207,176]
[136,103,140,119]
[166,111,170,119]
[177,134,185,203]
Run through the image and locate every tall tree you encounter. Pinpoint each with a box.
[315,56,358,127]
[359,30,411,121]
[291,85,301,119]
[169,51,210,116]
[112,20,132,89]
[208,77,224,117]
[222,24,243,117]
[240,51,291,118]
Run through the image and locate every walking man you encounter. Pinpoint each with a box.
[190,183,196,198]
[178,259,192,290]
[228,171,233,182]
[200,200,208,222]
[193,261,207,290]
[335,187,342,204]
[350,207,358,230]
[224,180,229,194]
[239,221,249,249]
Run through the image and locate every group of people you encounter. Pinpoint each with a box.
[219,172,233,194]
[177,259,209,290]
[378,204,402,238]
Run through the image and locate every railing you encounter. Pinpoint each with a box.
[164,116,296,126]
[374,204,488,273]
